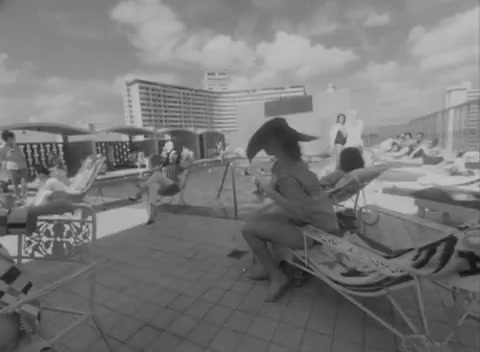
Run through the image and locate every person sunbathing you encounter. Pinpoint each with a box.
[318,147,365,190]
[242,117,339,302]
[129,152,184,225]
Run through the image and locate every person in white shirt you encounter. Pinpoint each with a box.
[344,109,364,151]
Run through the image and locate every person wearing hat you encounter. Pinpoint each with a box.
[242,117,339,302]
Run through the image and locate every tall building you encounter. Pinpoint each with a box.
[123,79,306,132]
[202,71,230,91]
[444,82,479,108]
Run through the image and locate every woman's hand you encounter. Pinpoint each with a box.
[254,178,272,195]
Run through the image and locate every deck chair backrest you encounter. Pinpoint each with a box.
[328,164,388,203]
[69,156,94,189]
[70,156,106,194]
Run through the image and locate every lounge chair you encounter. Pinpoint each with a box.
[271,205,480,351]
[413,186,480,225]
[0,204,112,351]
[181,156,242,218]
[325,164,388,212]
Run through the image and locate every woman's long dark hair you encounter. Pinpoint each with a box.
[339,147,365,172]
[336,113,346,124]
[279,139,302,161]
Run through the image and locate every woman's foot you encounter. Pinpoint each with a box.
[265,272,290,302]
[247,264,270,281]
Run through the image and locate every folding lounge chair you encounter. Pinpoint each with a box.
[61,156,106,204]
[272,205,480,352]
[0,204,112,351]
[156,165,190,206]
[180,157,242,218]
[326,164,389,212]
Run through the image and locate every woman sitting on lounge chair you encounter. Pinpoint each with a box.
[129,151,186,225]
[242,117,339,302]
[319,147,365,190]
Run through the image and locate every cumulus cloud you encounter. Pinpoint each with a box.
[28,77,119,124]
[110,0,358,88]
[408,5,479,70]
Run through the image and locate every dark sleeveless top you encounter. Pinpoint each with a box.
[334,130,347,146]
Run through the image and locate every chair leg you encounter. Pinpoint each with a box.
[91,313,114,352]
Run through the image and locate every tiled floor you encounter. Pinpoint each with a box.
[23,213,478,352]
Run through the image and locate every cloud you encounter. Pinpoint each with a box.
[408,5,479,70]
[28,77,120,125]
[363,12,390,27]
[0,53,20,84]
[256,32,357,79]
[38,11,102,39]
[111,0,358,87]
[348,8,391,27]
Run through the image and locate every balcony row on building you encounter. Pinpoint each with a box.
[123,79,307,132]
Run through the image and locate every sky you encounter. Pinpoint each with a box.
[0,0,478,127]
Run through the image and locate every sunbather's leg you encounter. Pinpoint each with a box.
[10,170,22,200]
[242,212,312,301]
[20,169,28,199]
[0,313,21,352]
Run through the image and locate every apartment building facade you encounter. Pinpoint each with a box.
[123,79,306,132]
[202,71,230,91]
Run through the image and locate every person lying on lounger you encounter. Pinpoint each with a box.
[318,147,365,190]
[129,152,185,225]
[242,117,339,302]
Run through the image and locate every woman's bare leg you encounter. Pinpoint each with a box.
[242,213,310,301]
[334,144,343,169]
[20,177,27,199]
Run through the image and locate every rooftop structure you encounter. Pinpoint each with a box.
[202,71,230,91]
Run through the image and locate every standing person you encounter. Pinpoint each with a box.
[345,109,364,152]
[0,130,28,201]
[329,113,347,168]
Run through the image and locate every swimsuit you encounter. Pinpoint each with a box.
[334,130,347,146]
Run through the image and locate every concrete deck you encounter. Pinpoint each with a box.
[21,212,478,352]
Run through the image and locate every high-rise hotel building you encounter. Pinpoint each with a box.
[202,71,230,91]
[123,79,306,132]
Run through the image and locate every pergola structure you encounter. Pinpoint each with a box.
[95,125,162,155]
[157,127,201,158]
[0,122,92,175]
